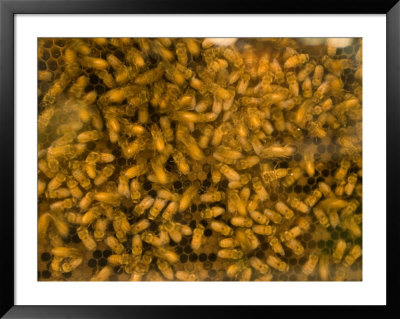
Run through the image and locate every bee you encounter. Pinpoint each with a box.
[313,207,330,228]
[61,257,83,273]
[322,56,352,76]
[179,181,200,212]
[217,249,243,260]
[131,219,151,235]
[191,224,205,250]
[281,167,302,188]
[200,206,225,219]
[51,246,81,258]
[312,65,324,87]
[219,237,239,249]
[154,247,179,264]
[275,201,295,219]
[79,191,94,211]
[46,187,70,199]
[175,270,197,281]
[161,201,179,221]
[252,225,273,236]
[148,198,168,220]
[94,192,121,207]
[91,266,112,281]
[94,164,115,186]
[47,173,66,192]
[286,71,299,96]
[343,245,362,267]
[302,77,313,98]
[344,173,358,196]
[304,190,322,208]
[318,182,335,198]
[66,178,83,199]
[332,239,347,264]
[282,226,302,242]
[284,53,309,69]
[105,235,125,254]
[77,226,97,251]
[108,253,131,266]
[266,255,289,272]
[286,197,309,214]
[131,234,143,256]
[259,145,295,159]
[264,208,283,224]
[134,196,155,217]
[93,218,108,241]
[210,220,233,236]
[335,180,346,197]
[302,253,319,275]
[50,198,75,213]
[157,259,174,280]
[328,209,340,228]
[285,238,305,256]
[249,256,270,274]
[270,58,284,83]
[251,177,269,201]
[227,190,247,216]
[230,216,253,228]
[249,210,268,225]
[134,62,164,86]
[297,62,316,82]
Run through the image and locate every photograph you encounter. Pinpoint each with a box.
[37,37,363,282]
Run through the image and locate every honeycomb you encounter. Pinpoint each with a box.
[38,38,362,281]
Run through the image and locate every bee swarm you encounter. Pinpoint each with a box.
[38,38,362,281]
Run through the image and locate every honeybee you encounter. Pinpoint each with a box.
[157,259,174,280]
[249,210,268,225]
[269,237,285,256]
[270,58,284,83]
[284,54,309,69]
[282,167,303,188]
[276,201,296,219]
[217,249,243,260]
[264,208,283,224]
[79,191,94,211]
[251,177,269,201]
[200,206,225,219]
[302,77,313,98]
[328,209,340,228]
[149,198,168,220]
[91,266,112,281]
[131,219,151,235]
[304,190,322,208]
[252,225,273,236]
[51,246,81,258]
[134,196,155,216]
[47,173,66,192]
[266,255,289,272]
[344,173,358,196]
[105,235,125,254]
[287,197,309,214]
[94,164,115,186]
[297,62,316,82]
[302,253,319,275]
[286,71,299,96]
[154,247,179,264]
[227,190,247,216]
[210,220,233,236]
[93,218,108,241]
[94,192,121,207]
[230,216,253,228]
[134,62,164,86]
[259,145,295,159]
[282,226,302,242]
[285,238,305,256]
[46,187,70,199]
[191,224,205,250]
[77,226,97,251]
[332,239,347,264]
[175,270,197,281]
[343,245,362,267]
[313,207,330,228]
[179,181,200,212]
[318,182,335,198]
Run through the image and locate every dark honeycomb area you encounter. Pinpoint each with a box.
[38,38,362,281]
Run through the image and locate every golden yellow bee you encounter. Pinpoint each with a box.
[343,245,362,267]
[77,226,97,251]
[302,253,319,275]
[287,197,309,214]
[313,207,330,228]
[210,220,233,236]
[266,255,289,272]
[191,225,205,250]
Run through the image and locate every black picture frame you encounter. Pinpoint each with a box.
[1,0,399,318]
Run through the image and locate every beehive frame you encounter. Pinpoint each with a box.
[1,1,398,318]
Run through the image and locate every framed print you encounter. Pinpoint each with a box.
[1,0,399,318]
